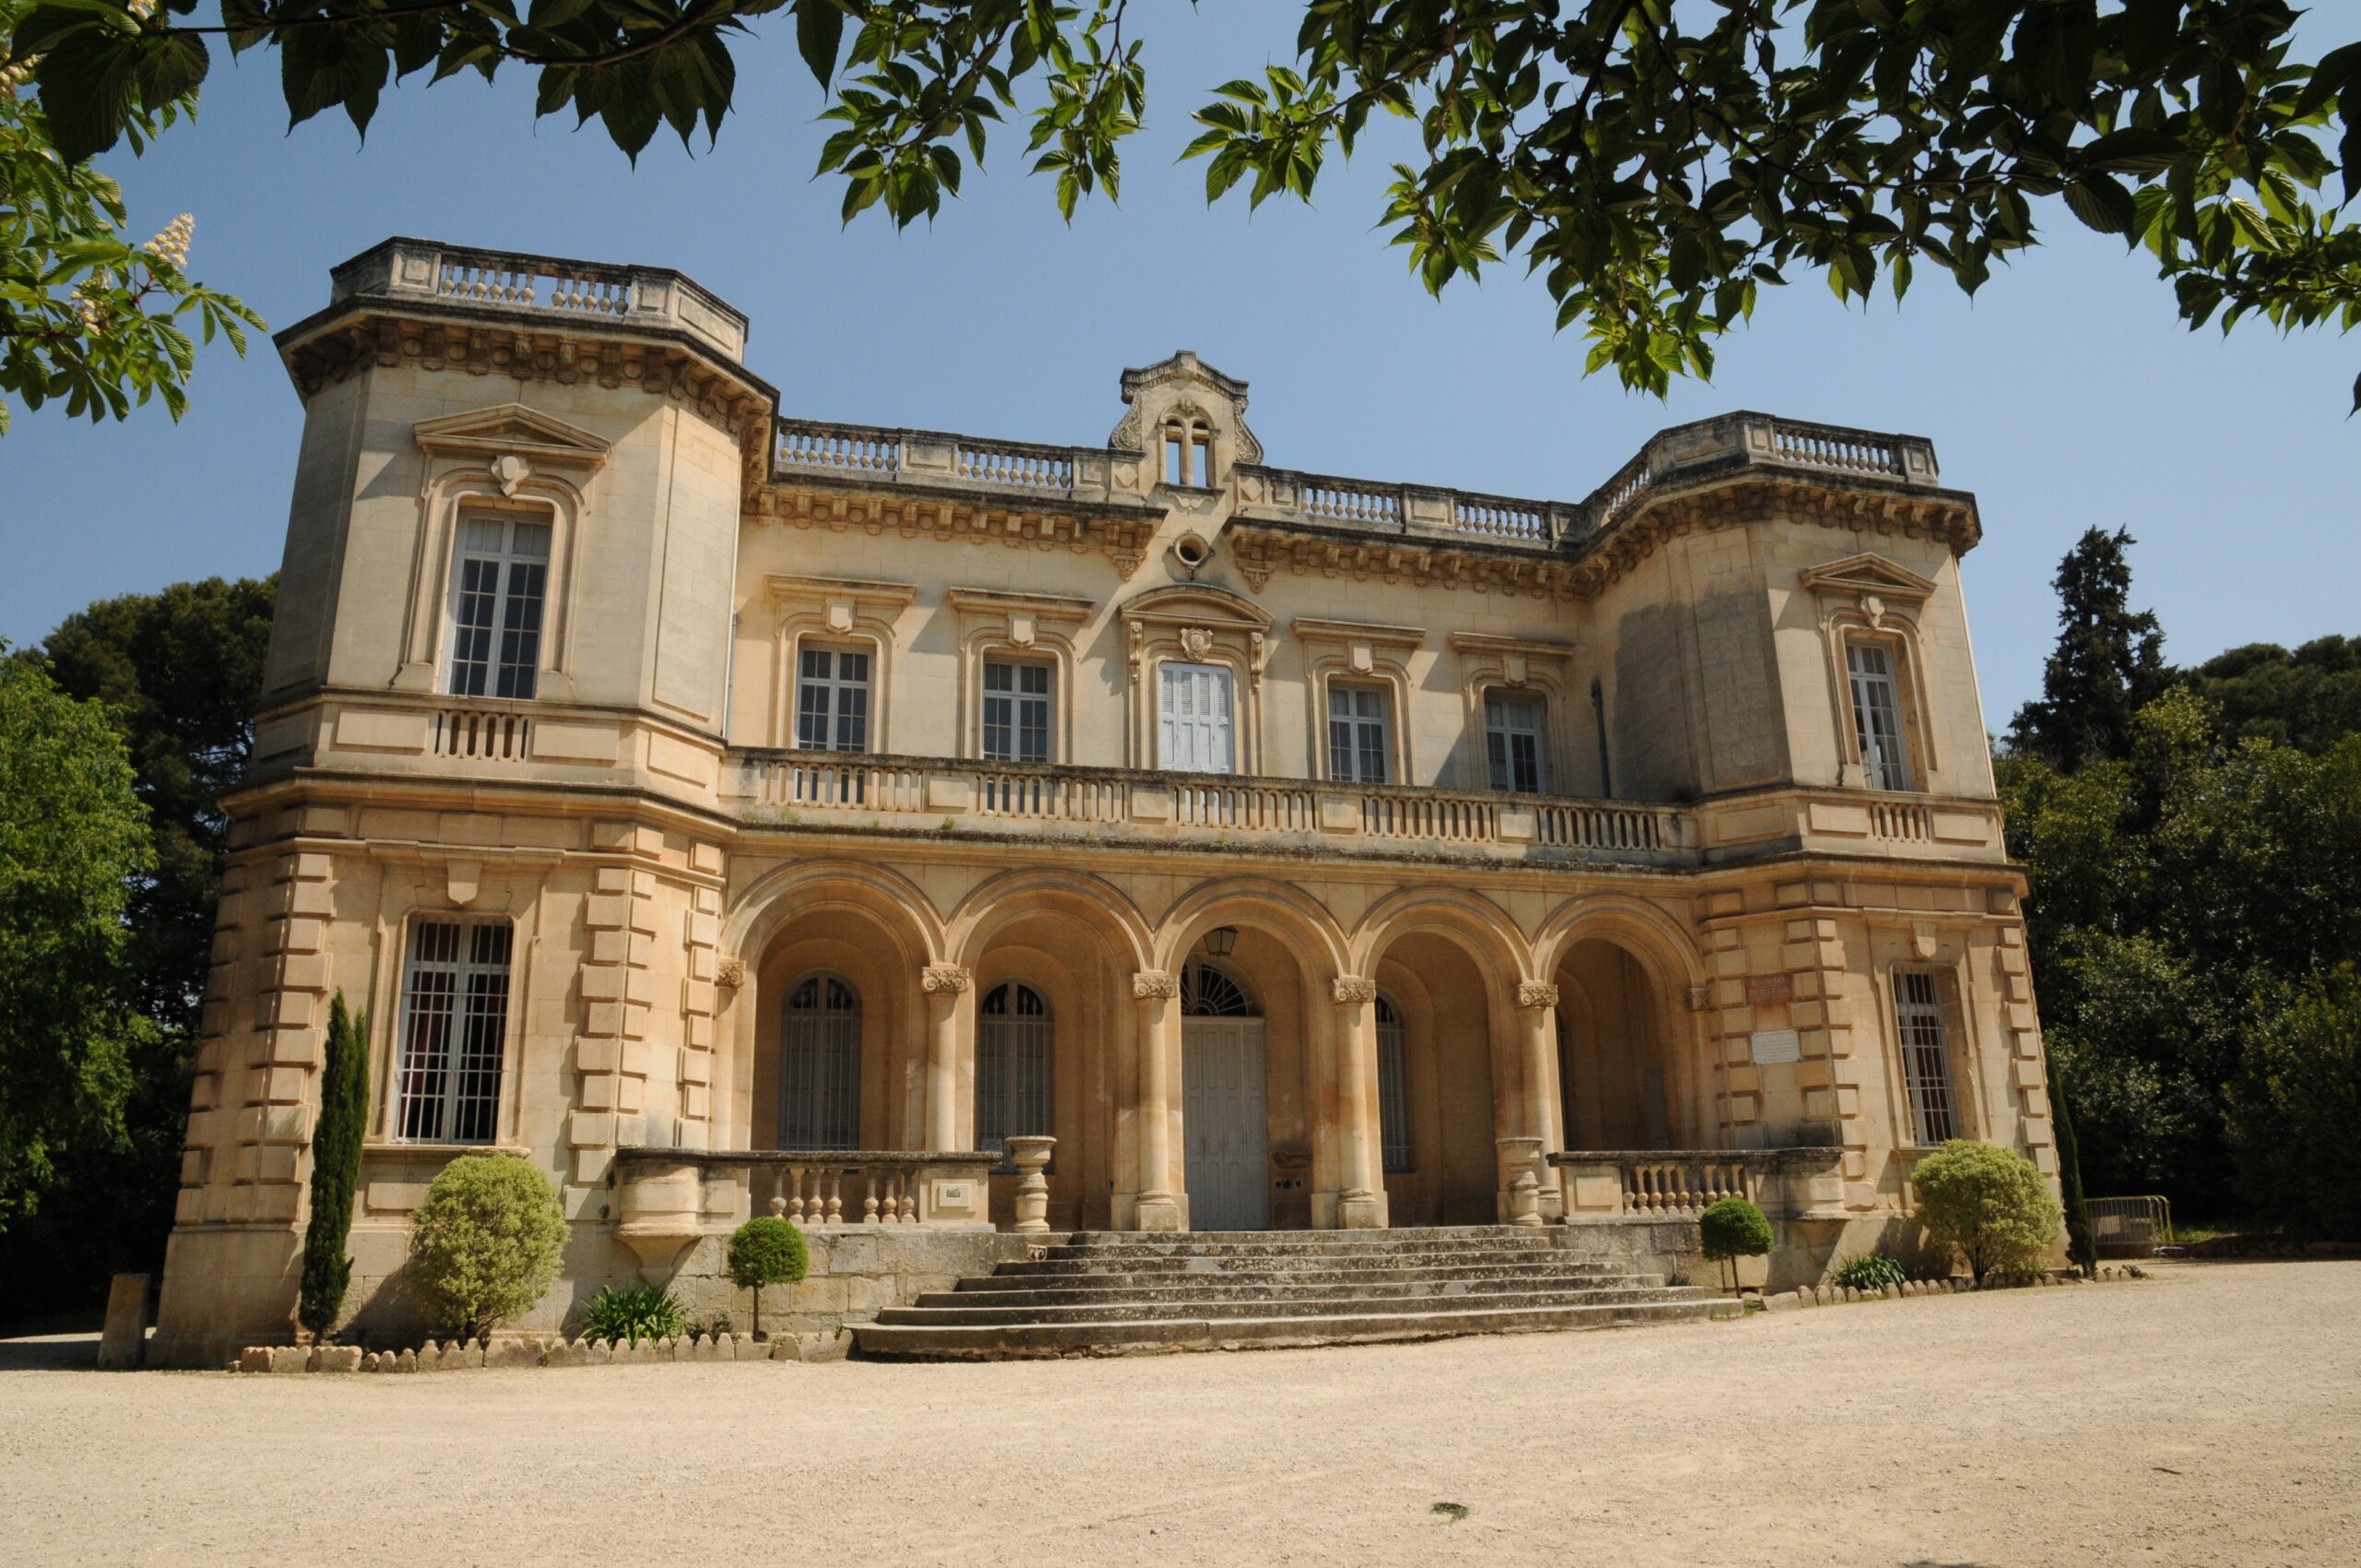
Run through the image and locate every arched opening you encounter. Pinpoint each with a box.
[779,972,861,1149]
[1181,958,1268,1229]
[978,980,1052,1160]
[1556,937,1675,1149]
[1372,932,1501,1225]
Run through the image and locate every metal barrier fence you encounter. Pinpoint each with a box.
[2087,1194,2174,1257]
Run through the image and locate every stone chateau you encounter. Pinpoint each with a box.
[150,238,2057,1365]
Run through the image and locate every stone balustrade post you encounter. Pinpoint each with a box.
[1007,1135,1057,1234]
[1330,977,1386,1229]
[1498,1136,1546,1228]
[921,965,972,1151]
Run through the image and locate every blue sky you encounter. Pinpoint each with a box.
[2,4,2354,729]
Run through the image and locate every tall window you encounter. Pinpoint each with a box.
[796,645,872,753]
[780,974,861,1149]
[396,921,512,1144]
[1847,642,1912,790]
[448,514,550,699]
[1163,416,1214,485]
[978,982,1052,1161]
[1485,694,1548,794]
[1893,971,1959,1146]
[982,660,1052,763]
[1376,993,1412,1173]
[1328,685,1392,784]
[1158,661,1236,774]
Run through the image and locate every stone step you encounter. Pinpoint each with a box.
[882,1284,1699,1326]
[994,1248,1611,1277]
[1050,1228,1569,1258]
[947,1265,1655,1300]
[854,1296,1730,1360]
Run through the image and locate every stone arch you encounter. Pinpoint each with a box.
[1347,886,1533,987]
[1151,877,1349,976]
[943,868,1153,975]
[1535,895,1709,1152]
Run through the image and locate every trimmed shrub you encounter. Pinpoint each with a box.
[1697,1196,1774,1260]
[579,1283,686,1347]
[725,1216,809,1340]
[405,1155,568,1339]
[297,993,369,1339]
[1831,1253,1908,1292]
[1911,1139,2063,1283]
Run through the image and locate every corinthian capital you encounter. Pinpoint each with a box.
[1133,970,1180,1000]
[1514,980,1560,1011]
[1331,976,1378,1005]
[920,965,973,994]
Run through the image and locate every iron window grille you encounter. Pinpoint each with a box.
[1376,993,1413,1173]
[396,920,513,1144]
[1893,969,1960,1145]
[978,981,1053,1167]
[780,973,861,1149]
[1180,960,1256,1017]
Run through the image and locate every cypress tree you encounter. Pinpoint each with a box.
[2007,527,2170,770]
[297,993,368,1339]
[2047,1053,2098,1276]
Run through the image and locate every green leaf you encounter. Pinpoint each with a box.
[2065,174,2138,236]
[797,0,845,87]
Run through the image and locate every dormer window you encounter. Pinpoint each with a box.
[1162,416,1215,486]
[447,513,550,700]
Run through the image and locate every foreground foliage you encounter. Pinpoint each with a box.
[0,653,153,1228]
[9,1,2356,401]
[1910,1139,2063,1282]
[404,1154,569,1339]
[2226,964,2361,1239]
[1831,1253,1909,1292]
[0,0,260,434]
[577,1282,687,1346]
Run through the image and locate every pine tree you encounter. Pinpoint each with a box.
[296,994,368,1339]
[2007,528,2170,771]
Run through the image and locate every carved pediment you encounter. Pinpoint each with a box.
[1796,552,1938,602]
[1118,583,1274,631]
[1108,350,1265,465]
[414,403,613,469]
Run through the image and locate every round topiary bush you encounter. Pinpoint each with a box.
[1697,1196,1774,1260]
[405,1154,569,1339]
[726,1216,810,1340]
[1910,1138,2063,1283]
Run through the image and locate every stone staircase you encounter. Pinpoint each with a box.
[851,1226,1732,1360]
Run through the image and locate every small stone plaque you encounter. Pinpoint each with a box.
[1745,974,1793,1004]
[1749,1028,1802,1065]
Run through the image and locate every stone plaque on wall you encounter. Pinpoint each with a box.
[1745,974,1793,1004]
[1749,1028,1802,1065]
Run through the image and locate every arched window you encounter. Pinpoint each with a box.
[1162,415,1216,486]
[979,981,1053,1159]
[780,973,860,1149]
[1181,960,1257,1017]
[1375,993,1412,1173]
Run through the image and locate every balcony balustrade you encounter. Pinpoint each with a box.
[725,750,1691,864]
[1548,1146,1847,1221]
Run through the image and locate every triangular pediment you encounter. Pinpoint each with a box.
[413,403,612,467]
[1796,552,1938,601]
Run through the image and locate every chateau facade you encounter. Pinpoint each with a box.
[152,239,2055,1365]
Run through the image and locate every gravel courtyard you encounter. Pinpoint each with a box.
[4,1260,2354,1568]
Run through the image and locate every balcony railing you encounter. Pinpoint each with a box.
[613,1149,998,1264]
[1549,1146,1846,1220]
[726,751,1689,862]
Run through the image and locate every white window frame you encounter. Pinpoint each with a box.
[795,642,873,754]
[446,512,552,700]
[981,659,1055,765]
[1485,693,1549,794]
[1158,660,1237,775]
[395,919,514,1145]
[1893,969,1960,1146]
[1327,683,1394,785]
[1847,640,1914,791]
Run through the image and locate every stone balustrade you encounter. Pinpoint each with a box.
[613,1148,997,1273]
[727,750,1691,865]
[1548,1146,1846,1220]
[326,237,750,361]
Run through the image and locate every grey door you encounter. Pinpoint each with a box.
[1183,1017,1269,1229]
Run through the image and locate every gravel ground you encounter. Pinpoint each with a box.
[3,1260,2355,1568]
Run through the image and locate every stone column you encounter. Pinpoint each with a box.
[1007,1135,1057,1233]
[921,965,972,1150]
[1330,977,1387,1229]
[1513,981,1562,1221]
[1132,970,1184,1230]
